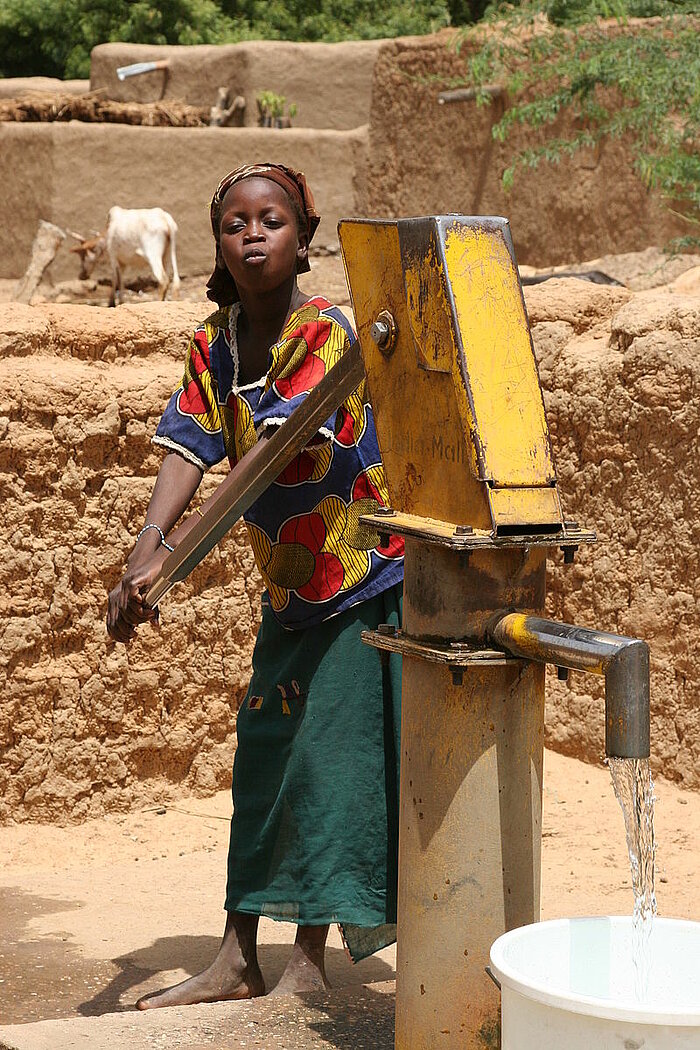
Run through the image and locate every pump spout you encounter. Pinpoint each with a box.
[489,613,650,759]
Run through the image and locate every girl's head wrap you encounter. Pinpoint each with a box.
[206,163,320,307]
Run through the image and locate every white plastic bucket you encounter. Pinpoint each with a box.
[490,917,700,1050]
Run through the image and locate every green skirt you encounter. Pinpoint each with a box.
[226,583,402,961]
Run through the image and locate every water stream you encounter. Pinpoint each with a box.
[608,756,657,1000]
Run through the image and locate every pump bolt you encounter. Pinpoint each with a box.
[452,668,464,686]
[378,623,398,637]
[371,320,391,346]
[454,524,474,536]
[557,666,569,681]
[370,310,397,356]
[562,545,578,564]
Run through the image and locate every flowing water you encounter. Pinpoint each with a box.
[608,756,657,1000]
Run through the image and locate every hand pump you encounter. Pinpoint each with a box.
[338,215,649,1050]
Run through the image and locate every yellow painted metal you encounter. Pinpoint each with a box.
[403,226,454,374]
[338,219,492,530]
[361,509,595,553]
[444,223,555,489]
[339,216,563,535]
[364,510,485,546]
[487,485,562,530]
[338,215,556,1050]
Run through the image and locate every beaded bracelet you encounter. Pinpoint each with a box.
[136,522,174,552]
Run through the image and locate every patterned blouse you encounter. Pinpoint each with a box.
[154,296,404,629]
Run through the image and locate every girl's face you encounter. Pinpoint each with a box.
[217,177,308,296]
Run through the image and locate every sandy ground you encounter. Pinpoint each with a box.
[0,749,698,1028]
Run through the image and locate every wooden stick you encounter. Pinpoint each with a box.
[437,85,504,105]
[145,340,365,607]
[14,221,66,303]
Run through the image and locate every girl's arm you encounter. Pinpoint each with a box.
[106,453,203,643]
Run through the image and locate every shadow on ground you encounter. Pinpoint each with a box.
[302,984,396,1049]
[78,937,395,1017]
[0,886,116,1024]
[0,888,394,1025]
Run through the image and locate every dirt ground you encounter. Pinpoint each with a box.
[2,244,697,313]
[0,249,351,313]
[0,749,698,1030]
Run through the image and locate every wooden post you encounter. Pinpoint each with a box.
[209,87,246,127]
[14,221,66,303]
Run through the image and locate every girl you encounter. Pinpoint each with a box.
[107,163,404,1007]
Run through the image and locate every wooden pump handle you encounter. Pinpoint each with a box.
[145,340,364,607]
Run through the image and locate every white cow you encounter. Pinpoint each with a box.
[70,206,181,306]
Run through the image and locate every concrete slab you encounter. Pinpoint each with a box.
[0,982,395,1050]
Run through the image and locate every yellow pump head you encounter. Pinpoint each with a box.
[339,215,564,536]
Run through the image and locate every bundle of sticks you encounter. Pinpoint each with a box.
[0,92,208,127]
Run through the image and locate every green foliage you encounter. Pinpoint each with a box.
[447,0,492,23]
[456,0,700,230]
[0,0,457,80]
[256,89,297,124]
[545,0,696,25]
[217,0,451,42]
[0,0,234,79]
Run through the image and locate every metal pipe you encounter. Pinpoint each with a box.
[489,613,650,759]
[116,60,169,81]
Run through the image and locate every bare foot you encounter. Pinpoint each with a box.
[136,911,264,1010]
[136,962,264,1009]
[270,925,331,996]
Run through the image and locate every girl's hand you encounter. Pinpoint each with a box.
[106,547,169,644]
[106,453,204,643]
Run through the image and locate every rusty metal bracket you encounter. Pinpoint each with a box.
[360,508,596,552]
[361,627,520,668]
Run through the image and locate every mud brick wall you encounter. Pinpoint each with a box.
[1,282,699,822]
[0,122,368,281]
[532,282,700,783]
[90,39,383,130]
[367,32,687,268]
[0,302,262,822]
